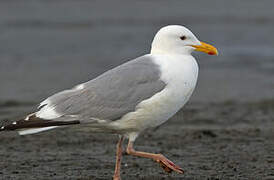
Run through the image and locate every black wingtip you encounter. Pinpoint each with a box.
[0,120,15,131]
[1,114,80,131]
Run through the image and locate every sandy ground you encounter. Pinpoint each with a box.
[0,0,274,179]
[1,100,274,180]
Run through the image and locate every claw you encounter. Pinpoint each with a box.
[154,155,184,174]
[159,160,173,173]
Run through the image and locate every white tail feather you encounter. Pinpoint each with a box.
[18,126,58,135]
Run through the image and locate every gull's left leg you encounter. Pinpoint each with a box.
[126,140,184,174]
[113,136,124,180]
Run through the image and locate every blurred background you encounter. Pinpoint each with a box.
[1,0,274,105]
[0,0,273,179]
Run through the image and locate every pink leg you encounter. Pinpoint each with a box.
[126,141,184,174]
[113,136,124,180]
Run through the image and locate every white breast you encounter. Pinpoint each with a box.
[113,54,199,132]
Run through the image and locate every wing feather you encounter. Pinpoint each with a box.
[37,55,166,122]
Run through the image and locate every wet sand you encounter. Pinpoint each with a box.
[0,0,274,179]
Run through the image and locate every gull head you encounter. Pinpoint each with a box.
[151,25,218,56]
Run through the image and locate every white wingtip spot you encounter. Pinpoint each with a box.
[75,84,85,90]
[1,126,4,130]
[12,122,17,125]
[25,113,36,121]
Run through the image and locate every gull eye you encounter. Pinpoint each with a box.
[180,36,186,40]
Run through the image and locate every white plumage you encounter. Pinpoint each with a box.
[112,54,199,140]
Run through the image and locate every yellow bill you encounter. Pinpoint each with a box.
[191,42,218,55]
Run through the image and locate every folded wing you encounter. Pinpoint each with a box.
[1,55,166,134]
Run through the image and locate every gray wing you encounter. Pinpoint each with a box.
[38,55,166,122]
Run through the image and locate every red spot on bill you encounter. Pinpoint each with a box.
[208,51,215,55]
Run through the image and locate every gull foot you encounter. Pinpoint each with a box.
[113,175,121,180]
[154,154,184,174]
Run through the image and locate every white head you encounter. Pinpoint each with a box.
[151,25,218,56]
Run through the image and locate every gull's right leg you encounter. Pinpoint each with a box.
[126,140,184,174]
